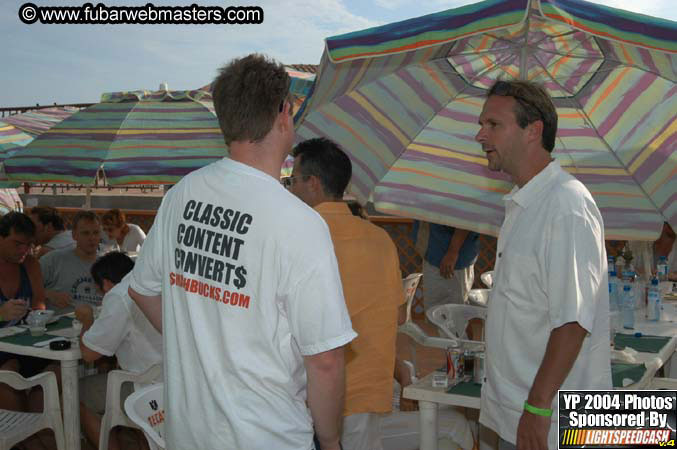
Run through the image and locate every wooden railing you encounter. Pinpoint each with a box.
[0,103,94,117]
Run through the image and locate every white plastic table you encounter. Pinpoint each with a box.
[0,325,82,450]
[404,304,677,450]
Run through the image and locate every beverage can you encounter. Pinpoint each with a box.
[446,347,464,382]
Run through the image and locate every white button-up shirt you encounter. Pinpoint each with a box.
[480,160,612,449]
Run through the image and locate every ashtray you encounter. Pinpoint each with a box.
[49,340,71,350]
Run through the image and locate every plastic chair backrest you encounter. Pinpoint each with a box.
[480,270,494,289]
[426,304,487,351]
[402,273,423,323]
[467,288,490,307]
[124,383,165,450]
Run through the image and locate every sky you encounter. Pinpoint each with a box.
[1,0,675,107]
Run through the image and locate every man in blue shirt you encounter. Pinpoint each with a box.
[412,222,479,309]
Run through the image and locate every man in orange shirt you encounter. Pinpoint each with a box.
[288,138,404,450]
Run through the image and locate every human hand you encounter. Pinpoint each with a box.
[516,409,550,450]
[399,394,419,411]
[0,299,28,321]
[50,292,72,309]
[74,304,94,325]
[439,251,459,279]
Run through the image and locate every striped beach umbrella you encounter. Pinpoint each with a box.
[295,0,676,240]
[0,121,33,147]
[4,89,227,186]
[3,107,78,136]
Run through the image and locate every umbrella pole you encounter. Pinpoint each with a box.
[84,187,92,210]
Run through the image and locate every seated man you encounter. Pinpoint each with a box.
[75,251,163,450]
[0,212,48,411]
[288,137,403,449]
[28,206,75,258]
[40,210,103,314]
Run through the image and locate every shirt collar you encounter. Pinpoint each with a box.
[503,159,560,209]
[315,202,352,216]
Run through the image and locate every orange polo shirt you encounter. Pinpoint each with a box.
[315,202,404,416]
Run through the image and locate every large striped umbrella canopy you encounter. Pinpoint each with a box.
[0,121,33,147]
[3,107,78,136]
[0,143,23,188]
[4,89,227,185]
[0,108,76,188]
[295,0,677,240]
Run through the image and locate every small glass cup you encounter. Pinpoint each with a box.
[29,326,46,336]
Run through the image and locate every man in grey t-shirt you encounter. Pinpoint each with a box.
[41,211,103,314]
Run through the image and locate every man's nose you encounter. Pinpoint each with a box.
[475,127,485,143]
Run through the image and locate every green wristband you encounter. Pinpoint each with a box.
[524,401,553,417]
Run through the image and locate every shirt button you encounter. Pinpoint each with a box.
[498,252,502,258]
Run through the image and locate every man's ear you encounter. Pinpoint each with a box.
[527,120,544,145]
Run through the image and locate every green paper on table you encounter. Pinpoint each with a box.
[611,363,646,387]
[0,316,74,347]
[447,381,482,397]
[614,333,670,353]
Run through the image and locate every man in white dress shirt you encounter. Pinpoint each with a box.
[475,80,611,450]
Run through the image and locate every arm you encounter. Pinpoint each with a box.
[304,346,345,450]
[516,322,588,450]
[24,255,46,310]
[0,299,29,322]
[74,304,103,362]
[44,289,72,308]
[128,287,162,333]
[440,228,469,278]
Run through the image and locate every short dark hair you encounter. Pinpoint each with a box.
[292,138,352,199]
[487,80,558,152]
[0,212,36,238]
[211,54,290,145]
[72,210,101,231]
[29,206,66,231]
[91,251,135,289]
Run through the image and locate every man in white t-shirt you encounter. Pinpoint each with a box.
[475,80,611,450]
[75,251,162,450]
[129,54,356,450]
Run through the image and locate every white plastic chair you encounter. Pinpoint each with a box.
[480,270,494,289]
[426,304,487,352]
[398,273,459,374]
[99,364,162,450]
[467,288,491,307]
[124,382,165,450]
[648,378,677,390]
[401,273,423,323]
[0,371,65,450]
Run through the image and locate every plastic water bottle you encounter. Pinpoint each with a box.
[608,270,619,312]
[622,285,634,329]
[657,256,669,281]
[647,277,661,322]
[621,261,638,308]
